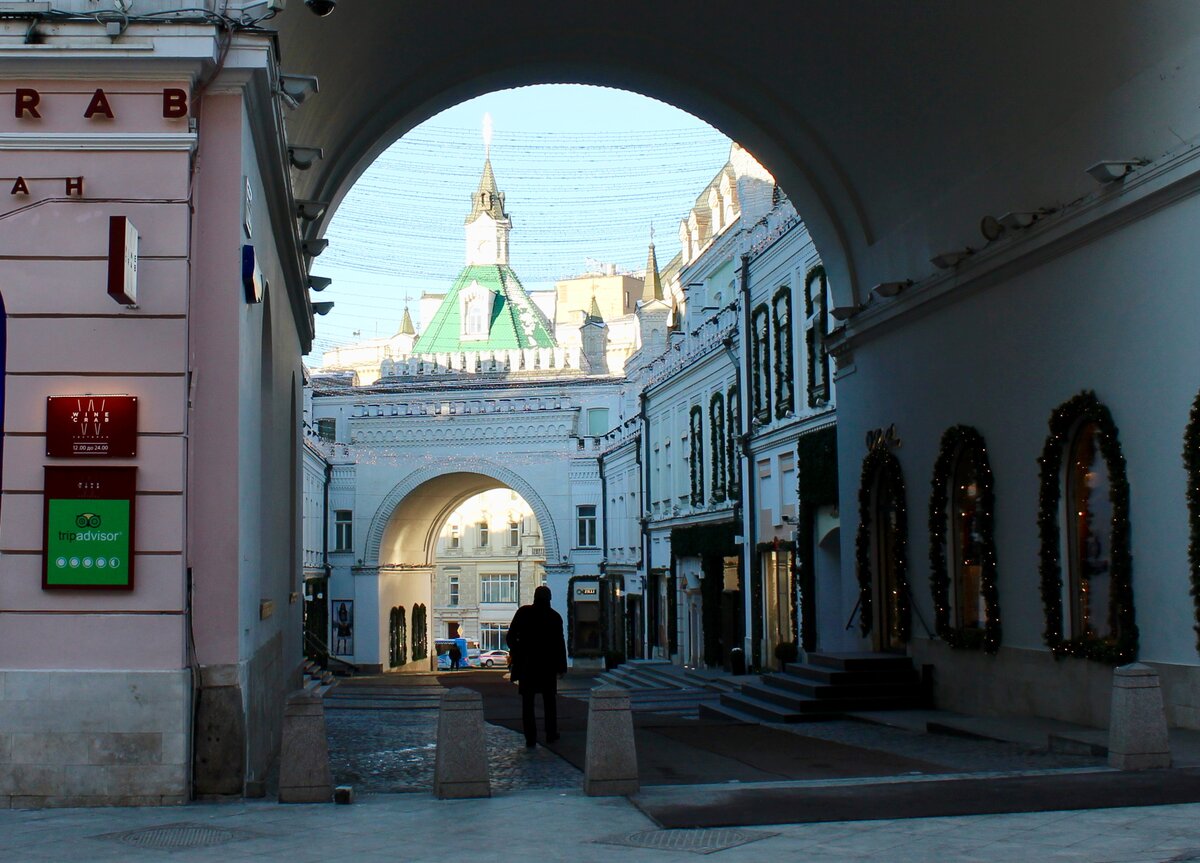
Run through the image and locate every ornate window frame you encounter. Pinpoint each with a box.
[709,392,726,502]
[460,281,493,340]
[1037,391,1136,663]
[689,405,705,506]
[772,285,794,419]
[726,385,740,497]
[750,304,771,424]
[804,266,830,408]
[928,425,1001,653]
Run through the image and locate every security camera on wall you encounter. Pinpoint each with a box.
[305,0,336,15]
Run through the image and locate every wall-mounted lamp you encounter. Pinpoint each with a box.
[295,199,328,221]
[998,211,1038,230]
[930,248,974,270]
[278,74,319,110]
[829,305,859,321]
[312,301,335,316]
[979,215,1005,243]
[301,237,329,257]
[309,275,332,292]
[870,280,910,299]
[1085,159,1148,184]
[287,146,323,170]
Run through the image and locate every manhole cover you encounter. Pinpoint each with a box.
[595,828,777,854]
[97,822,251,851]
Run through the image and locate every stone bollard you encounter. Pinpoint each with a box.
[584,686,639,796]
[278,689,333,803]
[1108,663,1171,770]
[433,687,491,798]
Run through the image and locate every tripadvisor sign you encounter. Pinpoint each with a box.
[43,466,136,589]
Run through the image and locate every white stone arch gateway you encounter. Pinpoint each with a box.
[363,456,562,567]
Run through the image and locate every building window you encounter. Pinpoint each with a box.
[448,576,459,607]
[388,606,407,668]
[449,523,460,548]
[480,573,519,604]
[577,504,598,548]
[316,417,336,442]
[751,304,771,424]
[478,521,489,547]
[1066,420,1114,641]
[772,285,794,418]
[587,407,610,436]
[709,393,726,502]
[689,405,704,506]
[334,510,353,551]
[508,520,520,547]
[727,386,740,496]
[805,266,830,407]
[480,622,509,652]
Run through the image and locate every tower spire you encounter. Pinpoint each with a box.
[483,112,493,161]
[641,234,663,302]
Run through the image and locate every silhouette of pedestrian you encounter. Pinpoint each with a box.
[448,643,462,670]
[507,585,567,747]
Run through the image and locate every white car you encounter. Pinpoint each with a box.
[478,650,510,668]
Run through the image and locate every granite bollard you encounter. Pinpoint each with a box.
[584,686,639,796]
[278,689,333,803]
[433,687,491,798]
[1108,663,1171,770]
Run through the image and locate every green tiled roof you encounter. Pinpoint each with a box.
[412,264,556,353]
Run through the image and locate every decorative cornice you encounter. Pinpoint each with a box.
[0,132,198,152]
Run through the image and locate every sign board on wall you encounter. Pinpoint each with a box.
[46,396,137,457]
[43,466,136,590]
[107,215,138,305]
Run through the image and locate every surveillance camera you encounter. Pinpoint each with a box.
[305,0,336,15]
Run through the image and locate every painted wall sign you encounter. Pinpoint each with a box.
[46,395,137,457]
[13,87,189,119]
[43,466,136,590]
[107,216,138,305]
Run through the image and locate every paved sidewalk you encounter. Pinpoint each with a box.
[2,790,1199,863]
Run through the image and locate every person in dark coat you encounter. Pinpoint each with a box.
[506,585,568,747]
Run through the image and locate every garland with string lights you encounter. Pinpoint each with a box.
[750,304,771,424]
[928,426,1001,653]
[772,286,794,418]
[1185,388,1200,652]
[1037,391,1137,664]
[855,444,911,641]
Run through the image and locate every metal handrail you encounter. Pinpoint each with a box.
[844,595,862,631]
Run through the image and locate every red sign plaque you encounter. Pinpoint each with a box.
[46,396,138,457]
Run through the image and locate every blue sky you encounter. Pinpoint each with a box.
[309,85,731,360]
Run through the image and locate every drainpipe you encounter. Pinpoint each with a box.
[599,450,609,559]
[738,253,761,670]
[639,391,652,659]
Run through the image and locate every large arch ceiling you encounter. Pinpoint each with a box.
[273,1,1200,307]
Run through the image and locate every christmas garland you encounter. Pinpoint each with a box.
[772,286,794,419]
[751,304,771,424]
[1036,391,1137,663]
[1184,387,1200,652]
[727,386,740,496]
[689,405,704,506]
[411,604,428,661]
[928,426,1002,653]
[804,266,830,408]
[710,392,726,502]
[855,445,911,641]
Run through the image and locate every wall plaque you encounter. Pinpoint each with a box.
[43,466,136,590]
[46,395,137,457]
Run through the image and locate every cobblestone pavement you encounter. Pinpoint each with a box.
[325,683,580,793]
[778,719,1106,773]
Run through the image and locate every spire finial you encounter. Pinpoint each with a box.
[483,112,493,160]
[650,223,655,244]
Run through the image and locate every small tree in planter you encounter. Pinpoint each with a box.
[773,640,799,670]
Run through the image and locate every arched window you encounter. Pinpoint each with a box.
[929,426,1001,652]
[388,605,408,668]
[805,266,830,407]
[856,444,910,650]
[1037,391,1135,662]
[772,286,794,418]
[460,282,492,339]
[726,385,740,497]
[679,221,692,264]
[708,188,722,233]
[719,173,736,226]
[1186,388,1200,653]
[750,304,771,424]
[689,405,704,507]
[709,393,726,502]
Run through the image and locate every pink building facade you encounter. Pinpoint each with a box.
[1,19,311,805]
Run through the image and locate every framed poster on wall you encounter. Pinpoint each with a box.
[42,466,136,590]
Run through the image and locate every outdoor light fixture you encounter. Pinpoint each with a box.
[278,74,319,110]
[305,0,336,15]
[930,248,974,270]
[287,146,323,170]
[1085,159,1147,184]
[871,281,909,299]
[998,211,1038,230]
[295,199,328,221]
[309,275,332,292]
[829,304,860,321]
[979,216,1005,243]
[301,237,329,257]
[312,301,335,316]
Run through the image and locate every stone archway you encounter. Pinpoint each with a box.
[363,457,562,567]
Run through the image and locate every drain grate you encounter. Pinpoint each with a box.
[594,828,777,855]
[98,821,252,851]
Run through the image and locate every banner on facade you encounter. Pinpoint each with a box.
[42,466,136,590]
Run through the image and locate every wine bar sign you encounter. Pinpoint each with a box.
[46,396,137,457]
